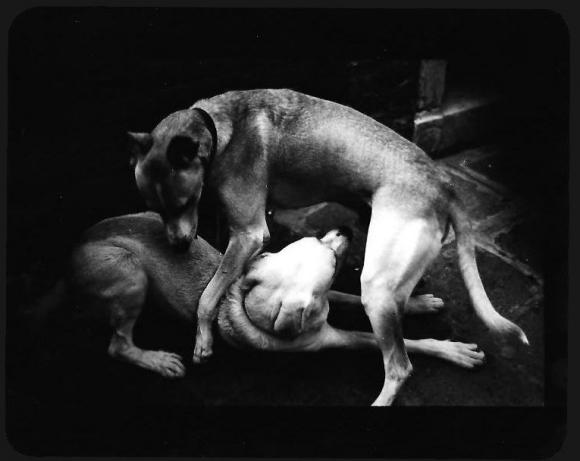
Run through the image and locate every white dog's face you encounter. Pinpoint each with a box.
[241,227,353,336]
[272,227,352,294]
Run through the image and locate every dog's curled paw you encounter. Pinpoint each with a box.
[406,293,445,314]
[417,293,445,312]
[435,340,485,368]
[142,350,186,378]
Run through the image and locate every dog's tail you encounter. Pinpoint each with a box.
[448,197,529,348]
[217,278,312,352]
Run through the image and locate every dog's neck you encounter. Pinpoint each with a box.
[192,107,217,174]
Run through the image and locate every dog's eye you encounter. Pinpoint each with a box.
[167,136,199,169]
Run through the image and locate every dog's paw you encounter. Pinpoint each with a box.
[192,330,213,364]
[406,294,445,314]
[141,350,185,378]
[417,294,445,312]
[434,340,485,368]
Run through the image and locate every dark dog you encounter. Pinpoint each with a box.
[40,212,483,381]
[128,89,525,405]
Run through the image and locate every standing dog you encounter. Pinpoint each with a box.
[58,213,484,381]
[128,89,527,405]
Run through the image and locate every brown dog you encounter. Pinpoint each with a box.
[128,89,526,405]
[58,213,484,381]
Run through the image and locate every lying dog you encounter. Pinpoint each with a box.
[128,89,526,405]
[47,212,483,381]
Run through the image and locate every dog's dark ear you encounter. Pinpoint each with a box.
[167,135,200,169]
[127,132,153,166]
[191,108,216,162]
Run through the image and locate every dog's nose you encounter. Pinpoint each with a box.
[167,230,194,251]
[336,226,353,240]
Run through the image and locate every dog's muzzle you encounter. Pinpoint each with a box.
[166,224,196,251]
[170,235,193,252]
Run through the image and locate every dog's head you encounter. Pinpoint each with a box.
[278,226,352,294]
[127,109,216,251]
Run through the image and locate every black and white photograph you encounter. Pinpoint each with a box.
[3,5,569,458]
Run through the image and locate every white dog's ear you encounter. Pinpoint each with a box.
[127,132,153,166]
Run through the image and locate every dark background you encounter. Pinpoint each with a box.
[6,8,569,293]
[5,8,569,457]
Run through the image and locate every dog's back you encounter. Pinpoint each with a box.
[69,212,221,320]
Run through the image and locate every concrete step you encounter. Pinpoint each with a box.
[413,85,503,156]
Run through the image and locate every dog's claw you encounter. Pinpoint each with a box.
[192,348,212,364]
[406,294,445,314]
[141,350,186,378]
[436,340,486,368]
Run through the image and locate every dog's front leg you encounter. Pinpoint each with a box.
[194,227,266,363]
[194,142,270,363]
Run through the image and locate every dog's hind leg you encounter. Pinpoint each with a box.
[72,244,185,378]
[313,324,485,369]
[405,338,485,368]
[310,324,377,350]
[360,204,443,406]
[328,290,445,314]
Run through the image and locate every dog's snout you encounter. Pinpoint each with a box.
[170,235,193,252]
[336,226,353,240]
[166,225,194,251]
[165,213,198,250]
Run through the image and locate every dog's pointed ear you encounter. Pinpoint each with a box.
[167,136,200,169]
[191,108,216,162]
[127,132,153,166]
